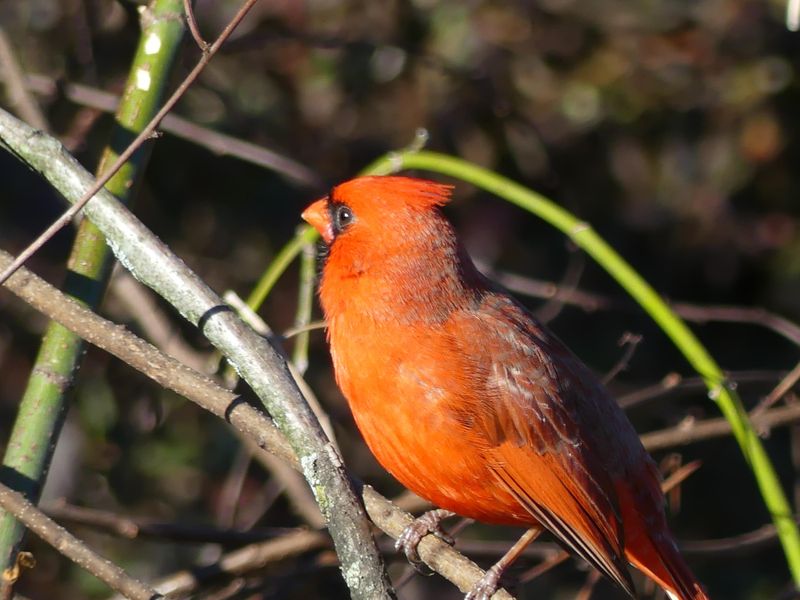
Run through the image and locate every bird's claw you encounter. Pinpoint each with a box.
[464,563,503,600]
[395,509,455,572]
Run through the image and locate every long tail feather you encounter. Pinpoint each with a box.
[616,483,709,600]
[626,529,708,600]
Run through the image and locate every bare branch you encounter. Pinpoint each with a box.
[111,529,329,599]
[0,484,160,600]
[683,521,794,556]
[110,269,212,373]
[0,106,395,598]
[0,248,509,598]
[0,27,48,131]
[752,361,800,417]
[490,267,800,348]
[0,0,263,286]
[601,332,642,385]
[618,370,788,409]
[44,500,289,545]
[183,0,209,50]
[0,71,322,188]
[642,403,800,451]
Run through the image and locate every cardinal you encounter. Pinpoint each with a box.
[302,176,709,600]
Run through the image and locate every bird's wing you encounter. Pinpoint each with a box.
[446,293,635,595]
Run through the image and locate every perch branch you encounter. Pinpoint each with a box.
[0,108,394,600]
[0,249,511,599]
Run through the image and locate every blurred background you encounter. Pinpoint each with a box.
[1,0,800,598]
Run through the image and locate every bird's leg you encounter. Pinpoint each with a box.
[465,527,542,600]
[395,508,457,568]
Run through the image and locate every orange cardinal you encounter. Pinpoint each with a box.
[302,176,709,600]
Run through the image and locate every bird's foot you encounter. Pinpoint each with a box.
[464,562,504,600]
[464,527,540,600]
[395,508,456,571]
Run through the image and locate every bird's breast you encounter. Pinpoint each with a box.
[326,313,535,525]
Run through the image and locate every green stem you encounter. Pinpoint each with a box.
[0,0,185,586]
[246,225,318,311]
[362,149,800,585]
[291,230,316,375]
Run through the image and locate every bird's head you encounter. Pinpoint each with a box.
[302,175,461,284]
[302,176,484,321]
[301,175,454,248]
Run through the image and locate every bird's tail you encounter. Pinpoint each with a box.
[626,528,709,600]
[616,483,709,600]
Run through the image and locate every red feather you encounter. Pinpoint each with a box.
[302,175,709,599]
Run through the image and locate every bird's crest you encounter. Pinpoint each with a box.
[331,176,453,212]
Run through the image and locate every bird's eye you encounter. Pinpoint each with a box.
[332,204,355,234]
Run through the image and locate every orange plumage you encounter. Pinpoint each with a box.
[302,175,709,600]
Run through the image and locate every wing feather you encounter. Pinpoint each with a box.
[491,449,634,596]
[447,292,636,595]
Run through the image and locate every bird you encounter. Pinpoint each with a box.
[301,175,709,600]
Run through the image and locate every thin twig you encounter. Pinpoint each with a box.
[0,483,161,600]
[109,529,329,599]
[517,550,570,585]
[532,250,585,324]
[282,320,327,340]
[491,268,800,348]
[641,403,800,451]
[43,500,289,545]
[670,301,800,348]
[0,0,263,287]
[601,332,642,385]
[489,267,609,311]
[752,361,800,417]
[183,0,209,50]
[661,454,685,515]
[617,370,787,409]
[660,460,702,495]
[0,71,322,187]
[224,291,340,452]
[216,445,254,528]
[110,269,211,372]
[683,521,796,556]
[0,27,48,131]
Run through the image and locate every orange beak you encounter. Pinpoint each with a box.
[301,198,334,244]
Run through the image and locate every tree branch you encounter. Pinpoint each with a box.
[0,71,322,188]
[641,402,800,451]
[0,250,511,598]
[0,0,262,286]
[0,483,160,600]
[0,108,394,599]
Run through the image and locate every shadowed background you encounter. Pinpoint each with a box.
[1,0,799,598]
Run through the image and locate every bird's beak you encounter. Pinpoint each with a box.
[302,198,334,244]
